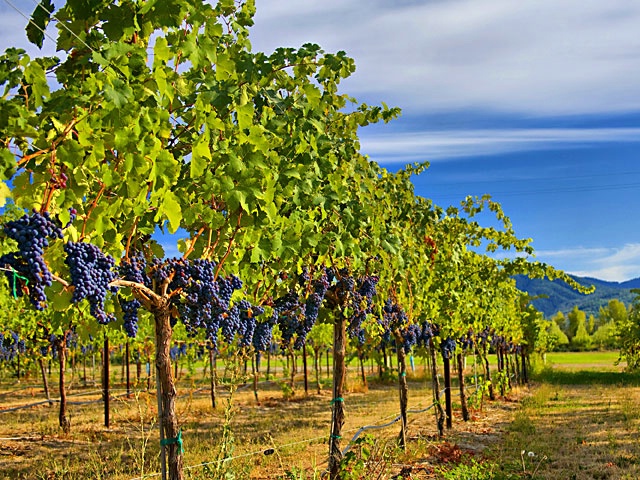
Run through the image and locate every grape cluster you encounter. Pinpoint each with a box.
[252,318,275,353]
[272,289,305,349]
[116,251,150,337]
[148,258,243,349]
[236,299,265,348]
[121,298,141,338]
[323,269,378,345]
[348,274,379,345]
[0,331,26,362]
[64,208,77,229]
[491,334,506,350]
[401,323,422,353]
[170,342,187,361]
[440,337,457,359]
[298,270,330,348]
[0,212,63,310]
[459,329,475,351]
[45,330,78,359]
[382,298,408,330]
[475,326,492,348]
[418,321,438,347]
[64,241,118,324]
[119,251,149,286]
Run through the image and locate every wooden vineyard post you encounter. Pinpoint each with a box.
[58,337,70,433]
[482,346,496,401]
[328,315,347,479]
[103,333,110,429]
[457,352,469,421]
[209,347,217,409]
[126,341,131,398]
[303,343,309,395]
[39,358,52,406]
[429,340,445,437]
[443,353,453,429]
[395,334,408,450]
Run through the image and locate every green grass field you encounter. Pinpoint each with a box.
[544,350,622,366]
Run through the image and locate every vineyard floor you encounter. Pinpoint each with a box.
[1,353,639,479]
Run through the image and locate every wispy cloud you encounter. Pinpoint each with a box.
[360,127,640,163]
[251,0,640,116]
[4,1,640,116]
[537,244,640,282]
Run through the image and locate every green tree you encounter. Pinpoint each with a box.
[614,291,640,371]
[567,306,587,341]
[599,299,628,328]
[591,322,617,350]
[587,314,596,335]
[551,311,567,330]
[547,321,569,351]
[571,316,592,351]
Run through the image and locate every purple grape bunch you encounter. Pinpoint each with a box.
[0,331,26,362]
[272,289,305,349]
[323,269,378,346]
[148,258,243,348]
[440,337,457,360]
[64,241,118,324]
[401,323,422,353]
[0,211,63,310]
[117,252,150,337]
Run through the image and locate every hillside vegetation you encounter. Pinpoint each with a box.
[514,275,640,317]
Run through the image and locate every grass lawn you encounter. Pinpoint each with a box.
[544,350,622,367]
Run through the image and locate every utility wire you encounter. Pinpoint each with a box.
[2,0,57,45]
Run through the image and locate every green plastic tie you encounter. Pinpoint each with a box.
[160,429,184,454]
[400,372,407,377]
[10,268,29,299]
[330,397,344,405]
[331,434,342,440]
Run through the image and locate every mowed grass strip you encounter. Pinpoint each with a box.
[487,367,640,480]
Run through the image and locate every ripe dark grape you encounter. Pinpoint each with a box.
[272,289,304,349]
[0,211,63,310]
[440,337,457,359]
[0,331,26,361]
[401,323,422,353]
[64,241,118,324]
[64,208,77,229]
[119,251,149,286]
[147,258,243,348]
[121,297,141,338]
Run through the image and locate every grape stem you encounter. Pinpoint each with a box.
[50,273,164,310]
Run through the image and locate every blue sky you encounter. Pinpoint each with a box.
[2,0,640,281]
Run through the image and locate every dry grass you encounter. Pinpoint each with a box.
[0,367,456,479]
[491,381,640,480]
[3,356,640,479]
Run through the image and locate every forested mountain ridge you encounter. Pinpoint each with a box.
[514,275,640,317]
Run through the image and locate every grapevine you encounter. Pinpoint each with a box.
[0,212,63,310]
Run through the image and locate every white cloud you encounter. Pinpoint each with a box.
[4,1,640,116]
[359,127,640,163]
[538,244,640,282]
[251,0,640,116]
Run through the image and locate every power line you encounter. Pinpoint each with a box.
[2,0,57,45]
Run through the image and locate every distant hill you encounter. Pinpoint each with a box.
[514,275,639,318]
